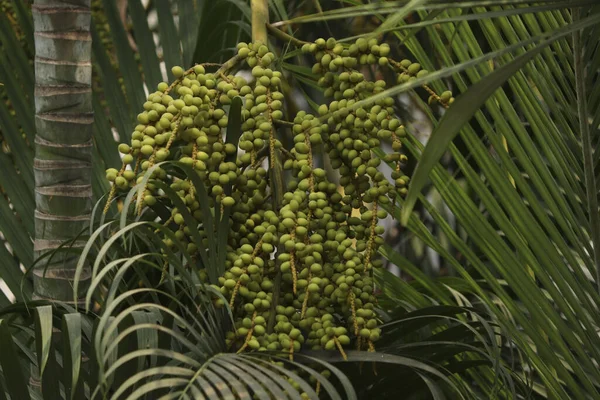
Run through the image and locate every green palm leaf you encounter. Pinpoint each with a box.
[77,204,355,399]
[354,4,600,397]
[0,319,31,400]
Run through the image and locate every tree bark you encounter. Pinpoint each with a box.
[32,0,92,302]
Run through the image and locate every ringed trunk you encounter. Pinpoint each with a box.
[32,0,92,302]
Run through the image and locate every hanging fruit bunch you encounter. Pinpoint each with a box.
[104,36,453,362]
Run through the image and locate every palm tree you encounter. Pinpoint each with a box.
[1,1,600,399]
[31,0,93,302]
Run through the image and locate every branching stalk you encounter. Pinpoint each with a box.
[251,0,269,44]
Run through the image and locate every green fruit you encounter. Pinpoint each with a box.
[366,319,378,329]
[155,149,168,161]
[115,176,127,189]
[212,185,223,196]
[118,143,130,154]
[122,170,135,181]
[222,196,235,207]
[218,174,230,185]
[338,335,350,345]
[140,145,154,156]
[172,66,184,77]
[224,279,237,289]
[110,40,407,357]
[144,195,156,206]
[343,89,355,99]
[369,330,380,341]
[440,90,453,102]
[407,63,421,75]
[174,213,184,225]
[106,171,117,182]
[361,210,373,221]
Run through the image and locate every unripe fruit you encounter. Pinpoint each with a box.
[115,176,127,189]
[222,196,235,207]
[140,145,154,156]
[440,90,453,102]
[108,39,401,358]
[118,143,130,154]
[338,335,350,345]
[106,171,117,182]
[407,63,421,75]
[174,213,184,225]
[172,66,184,78]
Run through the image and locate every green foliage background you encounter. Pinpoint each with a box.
[0,0,599,399]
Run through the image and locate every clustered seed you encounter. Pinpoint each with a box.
[105,37,451,373]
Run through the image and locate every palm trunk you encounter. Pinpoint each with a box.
[32,0,92,302]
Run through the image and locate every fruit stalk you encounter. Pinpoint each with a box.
[251,0,269,44]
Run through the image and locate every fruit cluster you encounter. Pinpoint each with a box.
[105,37,452,363]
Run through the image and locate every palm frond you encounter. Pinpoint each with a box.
[354,4,600,397]
[75,181,356,399]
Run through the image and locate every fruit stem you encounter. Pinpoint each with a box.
[333,337,348,361]
[236,311,257,353]
[251,0,269,44]
[103,161,128,214]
